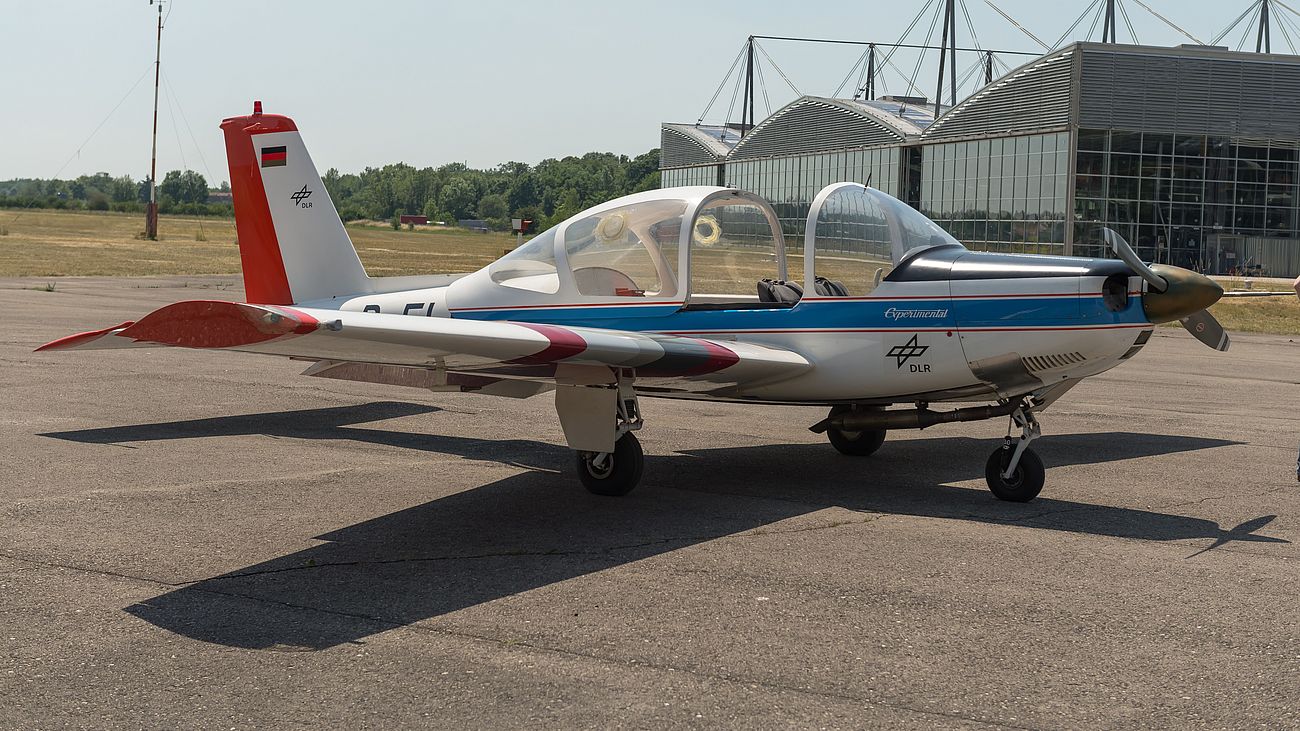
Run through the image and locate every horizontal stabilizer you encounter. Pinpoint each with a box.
[36,322,145,351]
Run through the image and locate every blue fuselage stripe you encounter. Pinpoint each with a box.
[450,296,1148,332]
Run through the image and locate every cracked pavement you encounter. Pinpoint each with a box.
[2,276,1298,730]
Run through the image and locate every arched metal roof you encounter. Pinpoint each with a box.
[660,124,739,168]
[727,96,928,161]
[922,46,1077,140]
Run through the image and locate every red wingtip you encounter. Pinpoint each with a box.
[35,322,134,352]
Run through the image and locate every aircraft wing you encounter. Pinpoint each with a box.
[37,300,811,392]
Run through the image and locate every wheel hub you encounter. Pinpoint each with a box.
[584,454,614,479]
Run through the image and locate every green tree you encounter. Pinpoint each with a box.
[627,149,660,190]
[109,175,137,203]
[159,170,208,204]
[478,192,508,220]
[438,177,478,219]
[631,170,661,193]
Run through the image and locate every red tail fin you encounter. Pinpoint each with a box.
[221,108,297,304]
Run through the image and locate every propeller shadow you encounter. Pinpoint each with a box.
[41,402,1285,651]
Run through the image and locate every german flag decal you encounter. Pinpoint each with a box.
[261,146,287,167]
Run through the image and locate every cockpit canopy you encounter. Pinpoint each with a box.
[804,182,962,297]
[462,183,963,310]
[809,183,960,265]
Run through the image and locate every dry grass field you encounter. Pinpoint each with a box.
[3,207,1297,333]
[1189,277,1300,335]
[0,208,511,279]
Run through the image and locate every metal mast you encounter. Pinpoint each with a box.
[934,0,958,117]
[740,36,756,134]
[866,44,876,100]
[1102,0,1118,43]
[1257,0,1272,53]
[145,0,164,240]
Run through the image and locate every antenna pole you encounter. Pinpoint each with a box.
[145,1,163,240]
[1103,0,1117,42]
[985,50,994,84]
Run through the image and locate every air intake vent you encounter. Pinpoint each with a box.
[1021,352,1086,372]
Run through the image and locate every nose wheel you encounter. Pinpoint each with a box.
[985,406,1044,502]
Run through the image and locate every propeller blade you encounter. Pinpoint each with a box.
[1103,227,1167,293]
[1180,309,1230,351]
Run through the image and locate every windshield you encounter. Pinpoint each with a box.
[488,227,559,294]
[562,199,684,298]
[809,184,961,268]
[873,187,960,263]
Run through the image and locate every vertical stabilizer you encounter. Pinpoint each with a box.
[221,103,370,304]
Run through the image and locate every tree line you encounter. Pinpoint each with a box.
[0,170,227,216]
[0,148,662,230]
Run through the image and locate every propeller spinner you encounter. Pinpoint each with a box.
[1102,228,1229,351]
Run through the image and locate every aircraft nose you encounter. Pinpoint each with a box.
[1141,264,1224,323]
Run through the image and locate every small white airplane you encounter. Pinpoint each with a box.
[41,104,1249,501]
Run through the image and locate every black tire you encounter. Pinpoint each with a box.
[984,446,1045,502]
[825,405,887,457]
[575,432,644,497]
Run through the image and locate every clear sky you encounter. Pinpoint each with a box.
[0,0,1278,184]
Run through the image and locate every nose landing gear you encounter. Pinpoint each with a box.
[984,406,1044,502]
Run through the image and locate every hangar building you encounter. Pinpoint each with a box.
[661,41,1300,276]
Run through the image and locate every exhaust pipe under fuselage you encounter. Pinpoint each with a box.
[809,401,1022,434]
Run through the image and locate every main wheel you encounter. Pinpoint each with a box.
[825,405,887,457]
[984,446,1045,502]
[575,432,645,497]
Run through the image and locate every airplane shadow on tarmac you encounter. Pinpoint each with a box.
[44,401,1288,651]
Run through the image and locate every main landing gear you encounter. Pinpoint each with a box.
[576,432,644,496]
[561,370,646,497]
[984,406,1044,502]
[824,405,887,457]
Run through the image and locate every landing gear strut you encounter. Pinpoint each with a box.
[571,374,645,496]
[984,405,1044,502]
